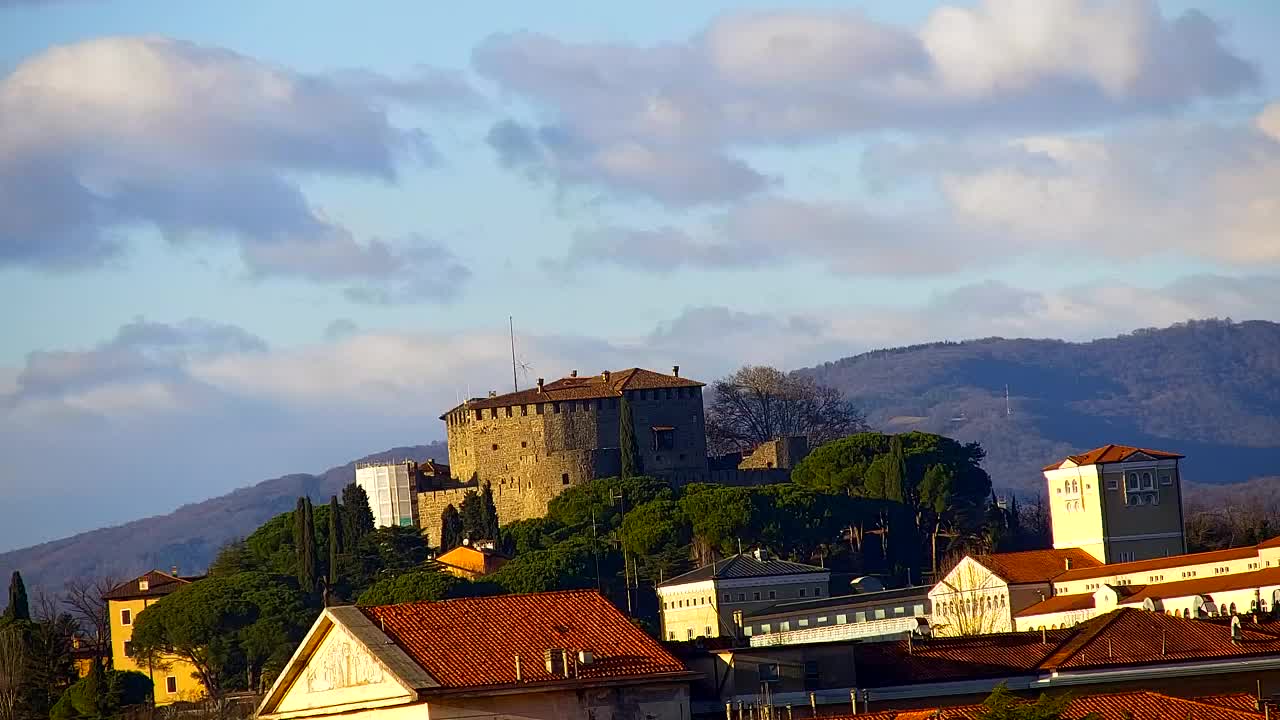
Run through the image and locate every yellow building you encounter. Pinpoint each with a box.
[1042,444,1186,563]
[656,550,830,641]
[104,570,207,705]
[434,542,508,580]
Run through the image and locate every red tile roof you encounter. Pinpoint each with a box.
[1197,694,1265,713]
[361,590,691,689]
[830,691,1264,720]
[103,570,197,600]
[1123,565,1280,604]
[1056,545,1259,582]
[973,548,1101,584]
[1043,444,1184,472]
[854,629,1070,687]
[441,368,703,417]
[1015,592,1097,618]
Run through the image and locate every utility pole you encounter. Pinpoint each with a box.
[611,489,632,614]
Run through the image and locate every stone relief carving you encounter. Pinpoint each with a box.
[304,635,384,693]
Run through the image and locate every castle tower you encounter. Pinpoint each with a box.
[1041,445,1186,564]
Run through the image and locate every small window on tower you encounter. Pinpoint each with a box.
[652,427,676,451]
[561,473,570,486]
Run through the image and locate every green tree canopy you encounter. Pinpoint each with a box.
[50,668,151,720]
[356,569,478,606]
[341,482,375,545]
[545,475,674,531]
[620,395,641,479]
[440,504,463,552]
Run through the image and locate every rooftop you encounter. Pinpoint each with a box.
[1015,592,1099,618]
[1043,444,1184,472]
[103,570,200,601]
[837,691,1263,720]
[441,367,703,417]
[1055,545,1260,582]
[360,590,691,689]
[968,548,1102,585]
[658,553,828,588]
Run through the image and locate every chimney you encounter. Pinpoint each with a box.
[602,370,611,383]
[672,365,680,377]
[536,378,545,393]
[488,390,497,398]
[171,565,179,576]
[570,370,578,378]
[1064,557,1073,571]
[544,648,566,677]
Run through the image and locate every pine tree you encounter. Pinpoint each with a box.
[480,482,500,540]
[620,394,642,479]
[328,495,341,587]
[440,505,463,552]
[342,482,375,542]
[884,435,906,503]
[4,570,28,621]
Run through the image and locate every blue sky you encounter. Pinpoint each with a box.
[1,0,1278,552]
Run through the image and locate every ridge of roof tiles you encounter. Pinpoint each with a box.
[102,570,198,600]
[1055,544,1261,582]
[828,690,1264,720]
[657,553,828,588]
[1042,444,1184,472]
[442,368,703,416]
[970,548,1101,585]
[359,590,690,690]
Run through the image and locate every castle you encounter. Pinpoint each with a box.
[416,367,710,544]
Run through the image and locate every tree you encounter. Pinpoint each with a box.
[883,435,907,503]
[294,497,317,594]
[23,597,78,718]
[357,569,474,606]
[341,482,375,543]
[50,667,151,720]
[479,483,500,541]
[620,395,642,479]
[975,684,1092,720]
[3,572,28,622]
[0,626,24,720]
[440,505,463,552]
[328,495,341,589]
[704,365,867,455]
[459,490,483,542]
[620,500,690,583]
[63,576,117,663]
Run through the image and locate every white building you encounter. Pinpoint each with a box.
[355,461,419,529]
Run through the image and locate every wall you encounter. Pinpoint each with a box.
[428,683,692,720]
[659,575,831,641]
[738,437,809,470]
[109,597,206,705]
[1099,460,1185,562]
[929,557,1016,636]
[1046,465,1106,562]
[743,594,930,637]
[416,479,551,547]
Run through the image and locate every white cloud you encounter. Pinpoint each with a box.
[0,36,473,301]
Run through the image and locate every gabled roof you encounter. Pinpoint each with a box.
[1043,444,1184,472]
[658,553,828,588]
[361,590,691,689]
[103,570,199,600]
[1055,545,1259,582]
[434,544,509,576]
[970,548,1101,585]
[441,368,702,416]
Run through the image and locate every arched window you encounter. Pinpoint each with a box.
[1230,603,1238,615]
[1182,608,1191,618]
[1127,473,1139,491]
[1064,480,1071,493]
[1146,493,1158,505]
[1142,472,1154,489]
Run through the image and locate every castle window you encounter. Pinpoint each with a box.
[537,403,544,415]
[505,407,513,418]
[492,443,498,451]
[553,402,560,413]
[562,473,570,485]
[652,427,676,451]
[1141,473,1154,489]
[521,441,527,448]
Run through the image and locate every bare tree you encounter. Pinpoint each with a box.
[0,626,25,720]
[705,365,867,455]
[930,555,1010,637]
[65,576,117,663]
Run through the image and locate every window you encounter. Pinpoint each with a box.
[1145,492,1158,505]
[874,608,886,619]
[768,591,776,600]
[1126,473,1139,490]
[652,427,676,451]
[1106,479,1119,490]
[521,441,527,448]
[166,676,178,695]
[706,625,712,636]
[662,601,668,609]
[561,473,570,486]
[1141,472,1154,489]
[761,623,771,633]
[779,621,790,631]
[687,628,694,640]
[123,641,133,657]
[120,609,131,626]
[737,593,745,602]
[760,663,780,682]
[723,593,731,602]
[1160,474,1173,486]
[804,661,821,691]
[491,443,499,450]
[817,616,829,624]
[894,606,905,616]
[915,603,927,615]
[521,405,528,416]
[855,611,866,622]
[536,403,544,415]
[798,619,809,627]
[814,586,822,597]
[669,631,676,640]
[744,626,753,636]
[836,614,848,624]
[800,588,807,597]
[505,407,513,417]
[753,592,761,601]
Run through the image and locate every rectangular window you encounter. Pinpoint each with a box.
[1160,474,1173,486]
[768,591,776,600]
[687,628,694,640]
[491,443,499,450]
[166,676,177,694]
[894,606,905,616]
[120,609,131,626]
[1106,479,1119,490]
[817,616,828,624]
[814,586,822,597]
[705,625,712,636]
[123,641,133,657]
[804,661,820,691]
[914,604,926,616]
[561,473,570,485]
[761,623,771,633]
[874,608,886,619]
[505,407,513,417]
[799,588,806,597]
[836,614,847,624]
[737,593,745,602]
[521,405,528,416]
[521,440,528,448]
[669,631,675,640]
[855,611,866,622]
[779,621,790,632]
[753,592,760,601]
[744,626,753,636]
[652,427,676,451]
[798,618,809,627]
[536,403,544,415]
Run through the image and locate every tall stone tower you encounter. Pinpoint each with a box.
[1041,444,1186,564]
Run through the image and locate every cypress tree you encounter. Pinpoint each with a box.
[884,435,906,503]
[480,482,500,540]
[440,504,463,552]
[5,570,29,621]
[619,394,642,479]
[328,495,341,587]
[303,498,317,594]
[342,482,375,541]
[459,490,482,541]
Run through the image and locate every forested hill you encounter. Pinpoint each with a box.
[799,319,1280,494]
[0,442,446,594]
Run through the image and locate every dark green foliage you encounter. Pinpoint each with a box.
[208,540,251,577]
[479,483,500,541]
[884,435,907,503]
[328,496,341,588]
[356,569,486,606]
[341,482,375,545]
[4,571,29,621]
[545,475,673,531]
[499,518,560,555]
[677,485,753,555]
[439,505,463,552]
[293,497,317,594]
[620,395,641,479]
[50,666,151,720]
[22,610,79,717]
[487,537,598,595]
[459,490,483,541]
[974,684,1091,720]
[620,500,690,582]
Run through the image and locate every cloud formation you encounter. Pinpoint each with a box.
[0,36,472,301]
[475,0,1256,205]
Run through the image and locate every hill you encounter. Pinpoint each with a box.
[800,318,1280,493]
[0,443,445,594]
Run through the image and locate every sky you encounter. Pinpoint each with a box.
[1,0,1278,552]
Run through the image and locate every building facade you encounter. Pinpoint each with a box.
[657,552,830,641]
[356,461,420,529]
[104,571,206,705]
[420,368,709,543]
[743,586,931,646]
[1042,444,1186,563]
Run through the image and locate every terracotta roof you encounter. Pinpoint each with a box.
[103,570,198,600]
[1043,444,1184,472]
[1056,545,1259,582]
[830,691,1264,720]
[434,545,509,576]
[972,548,1101,585]
[1042,608,1280,671]
[1015,592,1097,618]
[854,629,1070,687]
[441,368,703,416]
[658,553,827,588]
[1197,694,1265,712]
[1123,565,1280,604]
[360,590,691,689]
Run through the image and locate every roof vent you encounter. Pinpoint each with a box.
[488,390,497,398]
[536,378,545,393]
[602,370,611,382]
[138,579,149,591]
[544,648,567,677]
[570,370,578,377]
[1064,557,1073,570]
[672,365,680,377]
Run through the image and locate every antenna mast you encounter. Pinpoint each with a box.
[1005,384,1011,417]
[509,316,518,393]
